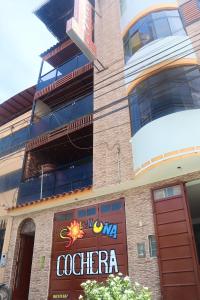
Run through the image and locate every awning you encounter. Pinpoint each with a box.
[0,86,36,126]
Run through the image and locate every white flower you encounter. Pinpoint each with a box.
[79,296,83,300]
[118,272,123,276]
[81,282,86,287]
[124,276,130,281]
[86,280,91,284]
[135,282,140,286]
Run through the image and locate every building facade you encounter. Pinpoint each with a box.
[0,86,35,283]
[1,0,200,299]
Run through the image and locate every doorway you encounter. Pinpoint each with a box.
[186,180,200,265]
[152,184,200,300]
[12,219,35,300]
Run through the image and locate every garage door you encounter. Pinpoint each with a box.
[48,198,128,299]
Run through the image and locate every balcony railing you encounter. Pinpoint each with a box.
[0,126,29,158]
[17,157,92,204]
[37,53,89,91]
[30,94,93,138]
[0,95,93,157]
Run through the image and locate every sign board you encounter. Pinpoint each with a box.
[66,0,96,61]
[48,199,128,300]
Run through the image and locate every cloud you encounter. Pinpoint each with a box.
[0,0,57,103]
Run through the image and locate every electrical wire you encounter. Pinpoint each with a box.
[1,31,200,136]
[0,32,200,152]
[94,41,200,99]
[94,38,200,98]
[1,61,200,156]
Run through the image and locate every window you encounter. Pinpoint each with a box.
[149,235,157,257]
[87,207,96,216]
[78,210,87,218]
[112,201,122,211]
[137,243,146,258]
[78,207,96,218]
[129,66,200,134]
[0,221,6,259]
[153,185,182,201]
[101,204,111,213]
[129,31,142,54]
[55,212,73,221]
[101,201,123,213]
[124,9,186,62]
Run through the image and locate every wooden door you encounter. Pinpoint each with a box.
[152,184,200,300]
[13,234,34,300]
[48,198,128,300]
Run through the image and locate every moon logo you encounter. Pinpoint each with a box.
[60,228,68,239]
[93,221,104,234]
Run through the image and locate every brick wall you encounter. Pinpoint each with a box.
[93,0,133,189]
[178,0,200,62]
[185,20,200,62]
[4,186,161,300]
[6,169,200,299]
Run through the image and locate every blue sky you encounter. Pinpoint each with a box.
[0,0,57,103]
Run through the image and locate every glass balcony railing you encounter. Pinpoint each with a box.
[37,53,90,91]
[0,94,93,157]
[30,94,93,138]
[0,126,29,158]
[17,157,92,204]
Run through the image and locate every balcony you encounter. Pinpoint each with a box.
[30,93,93,138]
[17,157,92,204]
[37,53,89,91]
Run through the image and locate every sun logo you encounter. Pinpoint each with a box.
[67,220,84,242]
[60,220,84,249]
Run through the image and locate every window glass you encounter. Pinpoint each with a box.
[152,11,167,20]
[166,10,179,17]
[123,9,186,62]
[137,243,146,258]
[87,207,96,216]
[0,229,5,258]
[101,204,111,213]
[129,66,200,134]
[154,18,171,38]
[130,31,142,54]
[112,201,122,211]
[55,213,73,221]
[78,210,87,218]
[168,17,185,35]
[153,185,182,201]
[140,22,154,45]
[149,235,157,257]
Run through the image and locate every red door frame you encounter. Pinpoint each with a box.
[12,234,35,300]
[152,182,200,300]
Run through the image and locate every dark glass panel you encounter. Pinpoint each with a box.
[112,201,123,211]
[124,9,186,62]
[87,207,96,216]
[129,66,200,134]
[149,235,157,257]
[78,210,87,218]
[101,204,111,213]
[30,93,93,138]
[129,31,142,53]
[17,157,92,204]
